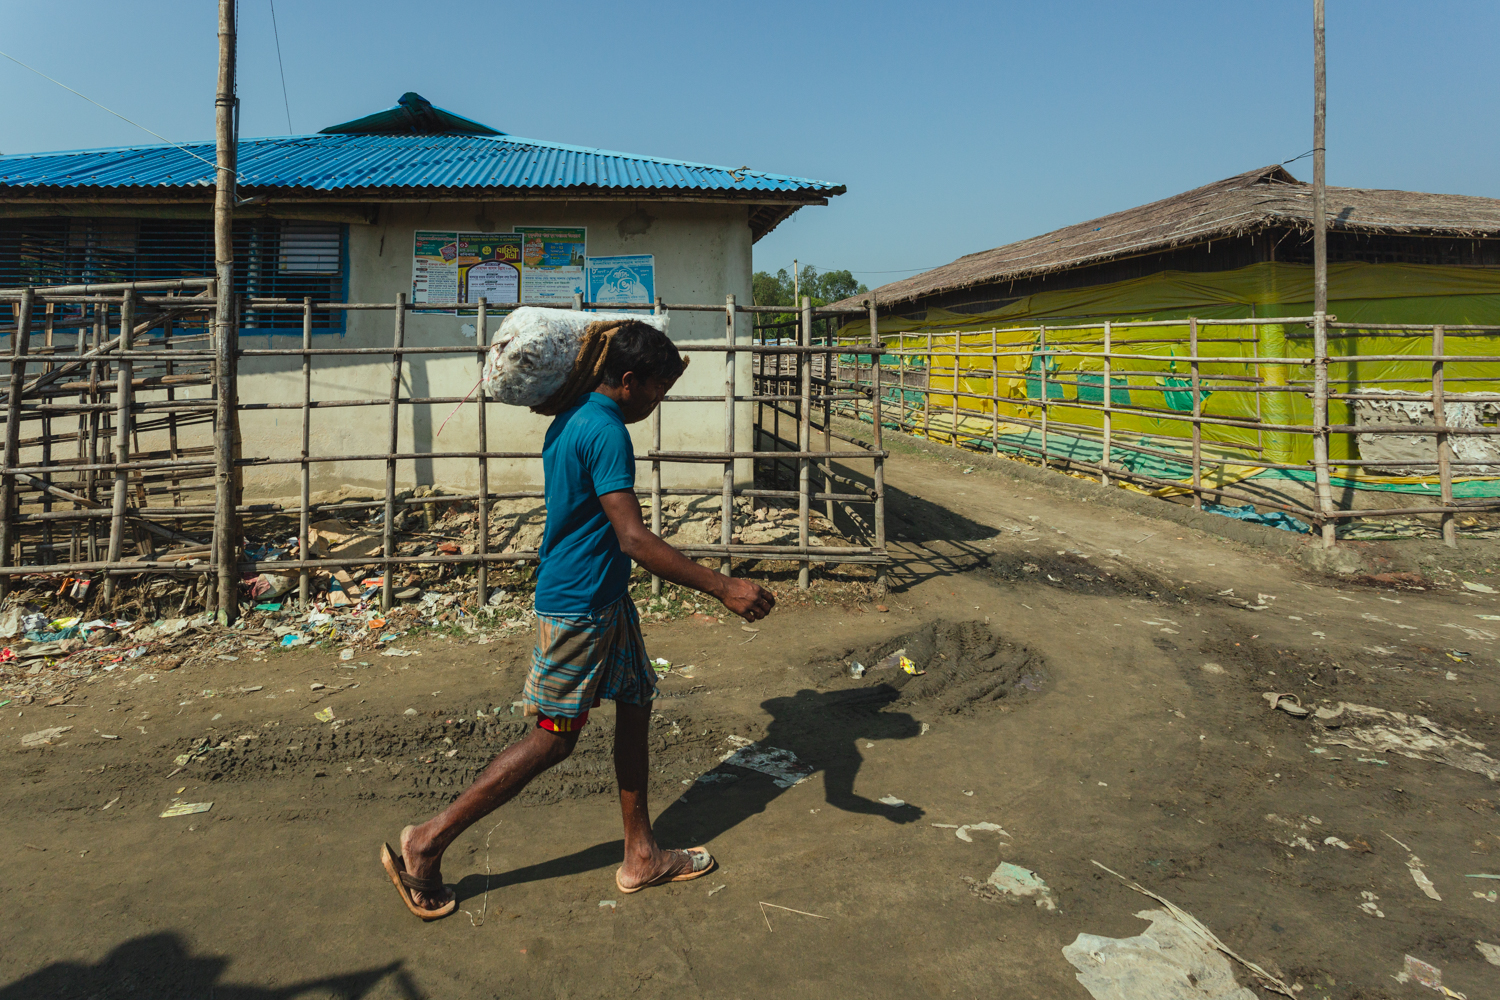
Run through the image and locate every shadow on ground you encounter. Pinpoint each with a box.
[0,933,424,1000]
[454,685,923,902]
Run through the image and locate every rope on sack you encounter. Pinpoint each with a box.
[530,319,691,415]
[530,319,628,415]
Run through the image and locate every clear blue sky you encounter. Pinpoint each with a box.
[2,1,1496,289]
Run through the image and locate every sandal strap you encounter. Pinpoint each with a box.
[399,869,446,893]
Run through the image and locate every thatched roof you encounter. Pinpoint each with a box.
[844,165,1500,309]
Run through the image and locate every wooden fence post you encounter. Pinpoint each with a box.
[0,288,34,597]
[1432,324,1455,547]
[103,290,134,606]
[382,293,405,612]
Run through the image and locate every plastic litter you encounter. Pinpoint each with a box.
[1063,909,1257,1000]
[340,648,355,661]
[314,707,335,723]
[1201,502,1312,534]
[1396,954,1464,997]
[954,822,1009,843]
[1315,702,1500,781]
[872,647,924,675]
[877,794,905,806]
[718,737,813,788]
[652,657,672,675]
[1477,942,1500,966]
[970,862,1057,911]
[1462,581,1496,594]
[159,801,213,818]
[20,725,72,748]
[279,634,309,648]
[848,661,866,678]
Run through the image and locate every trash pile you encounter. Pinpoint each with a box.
[0,483,869,705]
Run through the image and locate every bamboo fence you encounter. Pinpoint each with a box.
[0,282,889,621]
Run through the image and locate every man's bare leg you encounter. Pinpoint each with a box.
[401,725,579,909]
[614,701,704,887]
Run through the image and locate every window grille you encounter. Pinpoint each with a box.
[0,217,348,333]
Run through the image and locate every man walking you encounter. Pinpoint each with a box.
[381,320,775,919]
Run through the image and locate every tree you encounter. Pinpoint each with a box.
[753,265,868,309]
[751,265,869,335]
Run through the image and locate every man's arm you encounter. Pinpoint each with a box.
[598,489,775,623]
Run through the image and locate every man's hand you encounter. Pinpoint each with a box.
[600,489,778,625]
[718,577,775,623]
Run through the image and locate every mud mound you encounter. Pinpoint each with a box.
[819,620,1049,715]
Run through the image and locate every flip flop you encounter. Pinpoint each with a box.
[1262,691,1310,717]
[380,840,456,920]
[614,847,716,894]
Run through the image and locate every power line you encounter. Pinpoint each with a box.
[0,49,243,182]
[783,263,944,275]
[268,0,293,134]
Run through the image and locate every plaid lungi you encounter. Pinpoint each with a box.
[523,594,655,719]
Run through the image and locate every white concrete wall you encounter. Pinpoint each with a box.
[234,200,756,500]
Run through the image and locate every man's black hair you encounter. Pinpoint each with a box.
[598,321,686,387]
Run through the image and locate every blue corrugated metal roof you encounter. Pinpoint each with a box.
[0,131,842,196]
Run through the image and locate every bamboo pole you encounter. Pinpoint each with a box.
[163,317,184,522]
[1432,324,1455,547]
[1190,317,1202,510]
[897,333,907,435]
[651,298,663,596]
[297,297,312,608]
[102,290,134,605]
[923,330,932,441]
[0,288,34,592]
[1311,0,1336,547]
[476,297,490,605]
[212,0,240,618]
[70,304,88,564]
[950,333,960,448]
[38,303,54,564]
[1101,321,1112,487]
[722,293,736,576]
[88,300,103,563]
[1038,325,1049,466]
[869,298,887,593]
[798,296,812,590]
[822,318,834,523]
[382,293,405,612]
[991,328,1000,457]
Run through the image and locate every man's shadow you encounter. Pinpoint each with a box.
[655,683,924,844]
[0,932,425,999]
[457,684,922,899]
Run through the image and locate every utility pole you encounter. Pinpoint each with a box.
[212,0,240,618]
[1310,0,1337,547]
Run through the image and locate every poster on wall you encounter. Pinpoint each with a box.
[586,254,655,307]
[412,232,523,312]
[412,231,460,308]
[515,226,586,305]
[458,233,522,307]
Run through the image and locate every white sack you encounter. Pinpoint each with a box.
[481,307,667,408]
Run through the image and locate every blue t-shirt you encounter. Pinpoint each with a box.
[534,392,636,616]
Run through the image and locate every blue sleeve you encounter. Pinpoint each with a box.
[584,420,636,497]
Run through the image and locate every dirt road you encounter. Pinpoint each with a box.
[4,444,1499,999]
